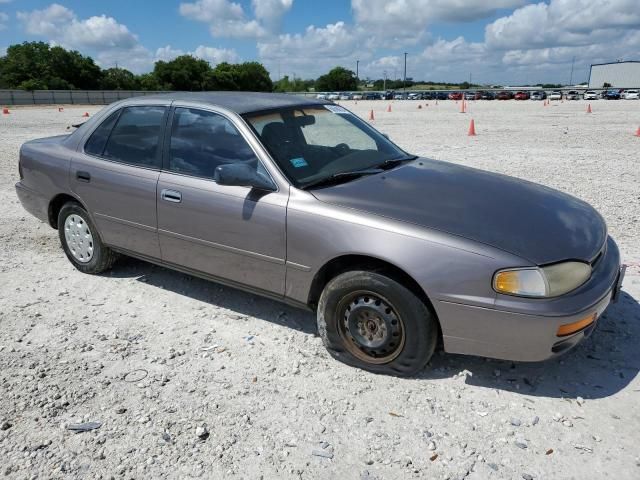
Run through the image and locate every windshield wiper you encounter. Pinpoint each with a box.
[378,154,418,169]
[300,168,383,190]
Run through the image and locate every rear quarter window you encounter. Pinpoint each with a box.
[84,110,120,156]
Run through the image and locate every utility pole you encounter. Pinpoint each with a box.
[403,52,408,93]
[569,56,576,86]
[383,70,387,92]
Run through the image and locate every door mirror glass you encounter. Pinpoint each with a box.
[214,163,276,191]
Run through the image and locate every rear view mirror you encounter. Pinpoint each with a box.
[294,115,315,127]
[214,163,276,191]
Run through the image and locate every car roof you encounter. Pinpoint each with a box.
[133,91,331,115]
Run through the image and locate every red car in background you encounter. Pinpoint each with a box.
[497,91,514,100]
[514,91,530,100]
[448,92,463,100]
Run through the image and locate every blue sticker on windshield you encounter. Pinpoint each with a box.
[290,157,308,168]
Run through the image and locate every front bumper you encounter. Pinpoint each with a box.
[438,236,623,362]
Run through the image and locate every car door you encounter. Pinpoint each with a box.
[156,105,288,295]
[70,104,169,259]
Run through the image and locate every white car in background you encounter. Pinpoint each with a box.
[549,91,563,100]
[583,91,598,100]
[622,89,639,99]
[316,93,328,99]
[327,92,341,101]
[339,93,351,100]
[352,93,363,100]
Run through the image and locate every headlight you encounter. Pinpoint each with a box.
[493,262,591,298]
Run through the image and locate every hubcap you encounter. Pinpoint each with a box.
[64,214,94,263]
[339,292,405,364]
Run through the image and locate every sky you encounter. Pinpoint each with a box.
[1,0,639,85]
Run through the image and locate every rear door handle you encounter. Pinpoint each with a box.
[76,171,91,182]
[161,189,182,203]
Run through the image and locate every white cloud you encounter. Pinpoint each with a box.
[252,0,293,30]
[17,4,138,50]
[179,0,292,38]
[155,44,239,65]
[0,11,8,30]
[352,0,525,32]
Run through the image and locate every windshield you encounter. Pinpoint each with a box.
[243,105,409,188]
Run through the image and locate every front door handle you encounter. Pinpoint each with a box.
[161,189,182,203]
[76,171,91,182]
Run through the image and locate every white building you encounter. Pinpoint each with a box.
[589,61,640,88]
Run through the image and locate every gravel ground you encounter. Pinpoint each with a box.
[1,101,639,479]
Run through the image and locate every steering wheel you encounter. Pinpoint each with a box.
[333,143,350,155]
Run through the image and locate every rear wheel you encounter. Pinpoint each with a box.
[317,271,438,376]
[57,202,117,274]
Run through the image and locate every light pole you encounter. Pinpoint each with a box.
[383,70,387,92]
[403,52,408,94]
[356,59,359,90]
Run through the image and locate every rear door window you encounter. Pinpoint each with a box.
[102,106,167,168]
[168,107,259,179]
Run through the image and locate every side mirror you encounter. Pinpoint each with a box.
[214,163,276,191]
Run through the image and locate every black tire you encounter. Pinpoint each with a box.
[57,202,117,274]
[317,271,438,376]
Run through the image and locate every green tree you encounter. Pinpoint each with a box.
[274,75,313,92]
[153,55,211,91]
[232,62,273,91]
[0,41,102,89]
[101,68,139,90]
[315,67,357,91]
[137,72,163,91]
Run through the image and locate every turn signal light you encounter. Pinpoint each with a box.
[556,313,596,337]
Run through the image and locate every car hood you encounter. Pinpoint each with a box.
[311,159,607,265]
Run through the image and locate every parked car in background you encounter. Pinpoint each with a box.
[393,93,406,100]
[339,93,351,100]
[603,89,621,100]
[480,91,495,100]
[549,91,563,100]
[316,93,327,99]
[530,91,547,101]
[566,91,580,100]
[327,92,341,101]
[363,93,379,100]
[448,92,463,100]
[583,91,598,100]
[622,89,639,99]
[514,91,530,100]
[497,91,513,100]
[16,91,624,376]
[434,92,449,100]
[352,93,363,101]
[464,92,476,100]
[408,92,422,100]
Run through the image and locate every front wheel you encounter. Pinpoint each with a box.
[57,202,117,274]
[317,271,438,376]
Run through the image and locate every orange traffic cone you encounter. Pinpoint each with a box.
[635,126,640,137]
[418,104,422,109]
[387,104,391,113]
[468,119,476,136]
[460,99,466,113]
[58,107,64,112]
[586,104,592,113]
[2,107,9,114]
[369,109,375,121]
[83,112,90,117]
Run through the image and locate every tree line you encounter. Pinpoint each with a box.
[2,41,561,93]
[0,42,274,92]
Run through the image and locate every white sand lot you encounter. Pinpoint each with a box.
[1,101,639,479]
